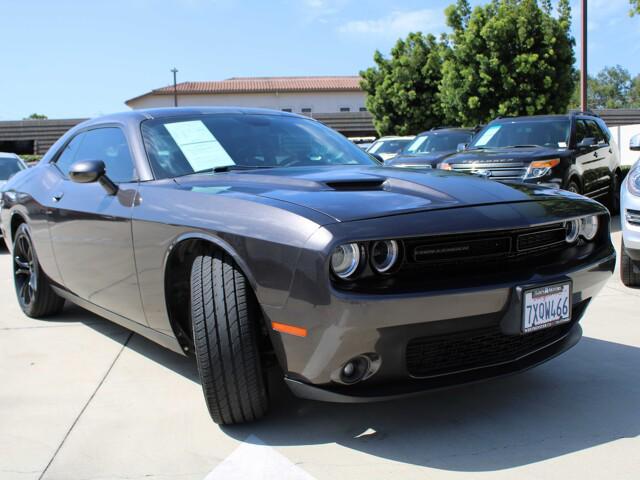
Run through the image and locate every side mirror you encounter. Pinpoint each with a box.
[577,137,596,149]
[630,134,640,152]
[68,160,118,195]
[457,143,468,152]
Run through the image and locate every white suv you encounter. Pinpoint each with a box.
[620,134,640,286]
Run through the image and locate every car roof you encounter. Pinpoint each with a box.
[0,152,20,159]
[489,114,571,123]
[415,128,475,137]
[75,107,307,129]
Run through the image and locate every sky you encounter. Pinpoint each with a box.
[0,0,638,120]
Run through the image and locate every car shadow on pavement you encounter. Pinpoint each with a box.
[220,336,640,472]
[35,301,640,473]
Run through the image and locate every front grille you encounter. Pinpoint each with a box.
[451,162,527,180]
[406,320,574,378]
[407,222,567,266]
[626,209,640,226]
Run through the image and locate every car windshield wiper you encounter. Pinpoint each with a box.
[497,145,543,149]
[175,165,276,178]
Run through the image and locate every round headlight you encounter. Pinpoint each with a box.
[579,215,599,240]
[565,219,580,243]
[371,240,400,273]
[331,243,361,279]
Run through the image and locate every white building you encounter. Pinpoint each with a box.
[125,76,367,115]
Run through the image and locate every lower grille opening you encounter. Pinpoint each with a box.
[405,303,586,378]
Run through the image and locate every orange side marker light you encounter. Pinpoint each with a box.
[272,322,307,337]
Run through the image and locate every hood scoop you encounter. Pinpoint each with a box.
[325,178,386,191]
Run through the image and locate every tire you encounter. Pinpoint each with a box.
[621,240,640,287]
[607,170,621,215]
[566,179,581,195]
[191,250,268,425]
[13,224,65,318]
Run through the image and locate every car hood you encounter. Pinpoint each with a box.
[174,166,569,223]
[447,146,568,165]
[387,151,453,166]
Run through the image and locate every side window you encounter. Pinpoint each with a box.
[54,133,86,176]
[74,128,135,183]
[575,120,589,145]
[586,120,607,145]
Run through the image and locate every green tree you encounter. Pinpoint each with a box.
[440,0,576,126]
[23,113,48,120]
[570,66,640,109]
[360,33,447,136]
[631,0,640,15]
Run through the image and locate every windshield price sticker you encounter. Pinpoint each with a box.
[164,120,235,171]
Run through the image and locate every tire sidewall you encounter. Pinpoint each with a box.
[13,224,40,316]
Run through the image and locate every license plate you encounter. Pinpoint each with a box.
[522,282,572,333]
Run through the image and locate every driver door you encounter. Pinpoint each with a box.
[46,126,146,325]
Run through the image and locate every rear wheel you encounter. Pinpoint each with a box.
[190,250,268,425]
[13,224,65,318]
[621,240,640,287]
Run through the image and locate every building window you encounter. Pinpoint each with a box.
[281,108,293,113]
[339,107,351,112]
[301,107,312,114]
[359,107,367,112]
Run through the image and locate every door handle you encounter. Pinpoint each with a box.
[52,192,64,202]
[593,151,598,158]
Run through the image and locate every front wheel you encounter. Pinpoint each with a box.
[621,240,640,287]
[13,224,65,318]
[191,250,268,425]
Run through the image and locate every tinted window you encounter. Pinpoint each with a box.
[74,128,135,183]
[575,120,589,144]
[471,119,570,148]
[586,120,607,145]
[405,132,472,154]
[55,133,86,176]
[0,157,25,181]
[368,139,412,154]
[141,114,376,180]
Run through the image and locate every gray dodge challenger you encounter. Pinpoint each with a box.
[0,108,615,424]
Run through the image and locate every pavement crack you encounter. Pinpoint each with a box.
[38,332,134,480]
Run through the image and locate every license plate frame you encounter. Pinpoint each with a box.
[521,281,572,334]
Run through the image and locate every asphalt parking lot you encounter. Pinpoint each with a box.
[1,217,639,480]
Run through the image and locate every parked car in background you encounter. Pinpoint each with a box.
[620,133,640,286]
[386,128,475,169]
[0,152,27,187]
[366,135,414,161]
[439,113,622,212]
[1,108,614,425]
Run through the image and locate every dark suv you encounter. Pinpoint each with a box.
[439,113,622,210]
[387,127,475,168]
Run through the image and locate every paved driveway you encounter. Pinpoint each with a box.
[1,219,638,480]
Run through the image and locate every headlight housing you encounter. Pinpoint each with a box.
[525,158,560,179]
[565,215,599,243]
[371,240,400,273]
[330,243,362,279]
[579,215,599,240]
[627,164,640,196]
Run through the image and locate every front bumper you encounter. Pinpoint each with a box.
[621,177,640,259]
[264,249,614,402]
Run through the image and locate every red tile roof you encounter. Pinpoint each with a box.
[126,76,362,104]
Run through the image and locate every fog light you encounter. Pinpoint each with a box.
[340,356,370,384]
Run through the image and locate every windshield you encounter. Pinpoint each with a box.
[367,139,412,154]
[405,132,472,154]
[470,119,570,149]
[141,114,377,179]
[0,157,25,181]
